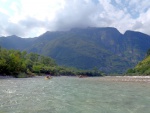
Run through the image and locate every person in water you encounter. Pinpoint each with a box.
[46,75,51,79]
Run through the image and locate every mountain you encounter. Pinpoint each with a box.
[0,35,35,50]
[0,27,150,73]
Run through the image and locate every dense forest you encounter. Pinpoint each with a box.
[0,47,104,78]
[127,49,150,75]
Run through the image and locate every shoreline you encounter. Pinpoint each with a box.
[96,76,150,82]
[0,75,14,79]
[1,75,150,82]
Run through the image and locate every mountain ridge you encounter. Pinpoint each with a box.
[0,27,150,73]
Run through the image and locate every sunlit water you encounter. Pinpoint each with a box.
[0,76,150,113]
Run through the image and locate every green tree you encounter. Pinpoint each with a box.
[40,55,56,66]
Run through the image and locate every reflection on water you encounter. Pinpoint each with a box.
[0,77,150,113]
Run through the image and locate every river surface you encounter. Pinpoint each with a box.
[0,76,150,113]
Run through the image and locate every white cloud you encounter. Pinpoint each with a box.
[134,8,150,34]
[0,0,150,37]
[53,0,101,30]
[20,0,65,21]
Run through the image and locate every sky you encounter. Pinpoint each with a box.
[0,0,150,38]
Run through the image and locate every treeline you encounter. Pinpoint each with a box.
[0,47,104,77]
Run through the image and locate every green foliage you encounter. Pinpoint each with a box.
[1,28,150,74]
[126,49,150,75]
[0,48,57,77]
[127,69,135,74]
[0,48,104,77]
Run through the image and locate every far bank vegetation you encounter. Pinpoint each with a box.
[0,47,103,78]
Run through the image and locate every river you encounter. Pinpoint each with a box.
[0,76,150,113]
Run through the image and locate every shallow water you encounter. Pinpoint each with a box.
[0,77,150,113]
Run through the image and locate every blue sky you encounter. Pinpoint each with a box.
[0,0,150,37]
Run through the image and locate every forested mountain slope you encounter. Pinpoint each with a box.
[1,27,150,73]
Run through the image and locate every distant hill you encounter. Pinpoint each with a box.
[0,35,35,50]
[1,27,150,73]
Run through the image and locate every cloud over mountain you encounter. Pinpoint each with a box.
[0,0,150,37]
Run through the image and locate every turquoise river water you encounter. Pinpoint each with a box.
[0,76,150,113]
